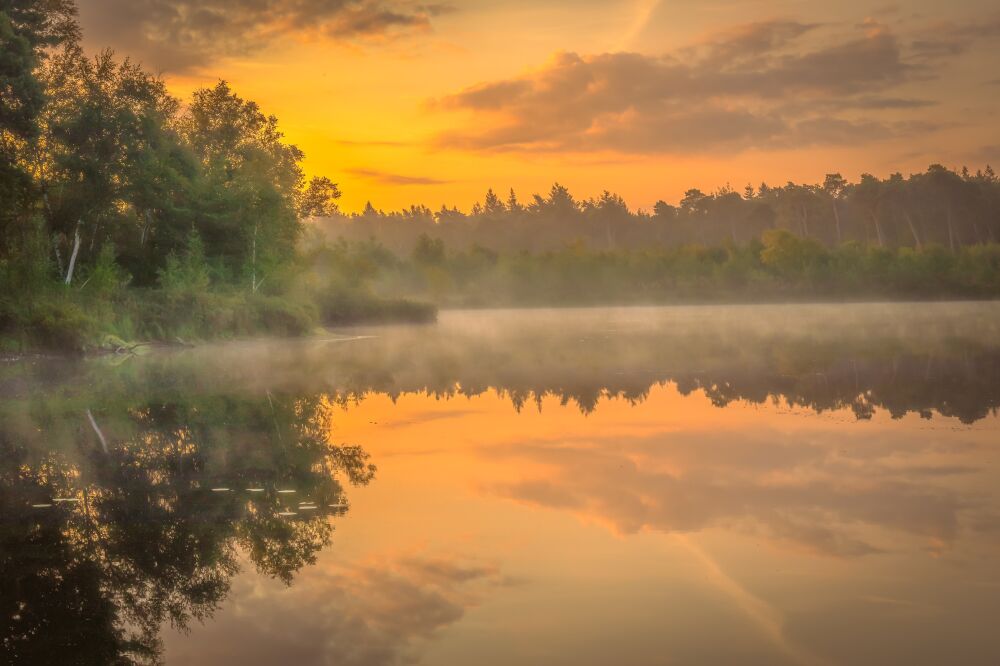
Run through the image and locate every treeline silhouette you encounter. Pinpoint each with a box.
[320,166,1000,252]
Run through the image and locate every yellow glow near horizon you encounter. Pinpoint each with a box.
[78,0,1000,213]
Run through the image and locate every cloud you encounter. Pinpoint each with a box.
[481,426,994,559]
[432,16,992,155]
[165,554,505,666]
[347,167,452,185]
[78,0,453,72]
[332,138,412,147]
[908,14,1000,59]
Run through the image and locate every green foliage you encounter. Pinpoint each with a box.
[20,297,95,351]
[157,232,211,296]
[81,243,129,295]
[412,233,446,266]
[315,280,436,325]
[319,237,1000,308]
[760,230,826,278]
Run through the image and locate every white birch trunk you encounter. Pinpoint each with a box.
[65,223,82,285]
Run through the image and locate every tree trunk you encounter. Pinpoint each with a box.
[832,201,842,245]
[53,237,64,275]
[65,223,82,285]
[869,212,884,248]
[947,207,956,252]
[251,221,258,293]
[902,211,922,249]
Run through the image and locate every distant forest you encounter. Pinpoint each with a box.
[320,166,1000,253]
[308,167,1000,306]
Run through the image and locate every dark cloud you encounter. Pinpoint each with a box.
[909,14,1000,59]
[433,17,991,155]
[78,0,453,72]
[347,167,452,185]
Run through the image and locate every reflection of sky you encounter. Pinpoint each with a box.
[165,385,1000,665]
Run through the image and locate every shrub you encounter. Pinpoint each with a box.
[25,299,97,352]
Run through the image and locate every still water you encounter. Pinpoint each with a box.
[3,303,1000,665]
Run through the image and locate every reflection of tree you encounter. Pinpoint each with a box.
[322,335,1000,424]
[7,307,1000,425]
[0,393,374,665]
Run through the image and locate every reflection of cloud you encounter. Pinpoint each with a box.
[484,428,987,558]
[675,535,834,666]
[167,554,504,665]
[434,15,997,154]
[79,0,454,72]
[347,167,454,186]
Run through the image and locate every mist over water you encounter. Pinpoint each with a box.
[3,303,999,665]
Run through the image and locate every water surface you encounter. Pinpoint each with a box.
[3,303,1000,665]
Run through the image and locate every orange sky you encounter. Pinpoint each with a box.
[77,0,1000,212]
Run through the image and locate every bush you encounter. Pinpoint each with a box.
[316,283,436,325]
[248,295,317,335]
[25,299,97,352]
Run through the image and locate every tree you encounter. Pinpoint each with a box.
[37,48,183,284]
[506,188,523,213]
[823,173,847,245]
[297,176,341,218]
[179,81,305,288]
[483,188,505,215]
[851,174,887,247]
[0,0,78,252]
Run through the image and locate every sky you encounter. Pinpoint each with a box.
[76,0,1000,213]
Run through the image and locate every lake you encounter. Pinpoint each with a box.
[3,303,1000,665]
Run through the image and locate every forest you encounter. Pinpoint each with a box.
[2,1,999,353]
[314,169,1000,306]
[0,0,430,353]
[321,167,1000,253]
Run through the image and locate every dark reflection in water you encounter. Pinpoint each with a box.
[0,391,374,664]
[1,303,999,665]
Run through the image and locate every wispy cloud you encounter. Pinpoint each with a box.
[347,167,452,185]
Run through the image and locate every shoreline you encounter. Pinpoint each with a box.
[5,298,997,361]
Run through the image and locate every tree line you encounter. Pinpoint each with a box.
[319,167,1000,254]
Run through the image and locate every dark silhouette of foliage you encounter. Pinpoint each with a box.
[317,166,1000,256]
[0,386,374,665]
